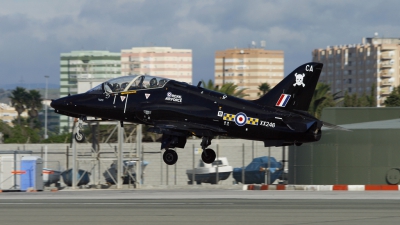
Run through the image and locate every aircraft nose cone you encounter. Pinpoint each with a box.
[50,98,63,110]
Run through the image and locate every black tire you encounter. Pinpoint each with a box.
[163,150,178,165]
[201,148,216,164]
[74,131,86,143]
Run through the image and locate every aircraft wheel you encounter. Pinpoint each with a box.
[163,150,178,165]
[74,131,85,143]
[201,148,216,164]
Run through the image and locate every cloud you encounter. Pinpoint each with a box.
[1,0,400,87]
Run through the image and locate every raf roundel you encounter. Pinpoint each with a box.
[167,92,172,97]
[234,112,248,126]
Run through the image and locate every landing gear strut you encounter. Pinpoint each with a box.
[200,137,216,164]
[74,117,86,143]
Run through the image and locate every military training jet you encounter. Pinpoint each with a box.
[51,62,342,165]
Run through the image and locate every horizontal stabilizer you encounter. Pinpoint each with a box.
[323,121,351,131]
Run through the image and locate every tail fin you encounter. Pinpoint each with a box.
[253,62,323,111]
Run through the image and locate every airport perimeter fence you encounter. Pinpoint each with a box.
[0,139,286,187]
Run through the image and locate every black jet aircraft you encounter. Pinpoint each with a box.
[51,62,342,165]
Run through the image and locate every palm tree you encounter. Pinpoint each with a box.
[26,90,43,129]
[201,79,219,91]
[308,83,341,119]
[201,79,249,98]
[9,87,28,126]
[258,82,271,96]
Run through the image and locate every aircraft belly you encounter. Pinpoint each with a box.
[225,125,285,141]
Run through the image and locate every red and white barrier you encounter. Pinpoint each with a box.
[243,184,400,191]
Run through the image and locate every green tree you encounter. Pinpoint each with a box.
[258,82,271,96]
[201,79,219,91]
[26,90,43,129]
[343,92,362,107]
[308,83,340,119]
[367,83,377,106]
[343,84,377,107]
[343,91,351,107]
[201,79,249,98]
[9,87,29,126]
[384,85,400,107]
[357,93,369,107]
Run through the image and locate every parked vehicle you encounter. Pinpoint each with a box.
[186,157,233,184]
[103,160,149,185]
[233,156,282,184]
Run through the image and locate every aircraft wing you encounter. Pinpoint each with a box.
[149,120,227,137]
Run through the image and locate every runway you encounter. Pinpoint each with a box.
[1,189,400,225]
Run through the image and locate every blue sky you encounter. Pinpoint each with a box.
[1,0,400,88]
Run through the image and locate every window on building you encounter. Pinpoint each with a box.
[348,79,352,84]
[348,87,352,93]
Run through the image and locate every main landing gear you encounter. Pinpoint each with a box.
[200,137,216,164]
[163,149,178,165]
[74,118,86,143]
[160,134,217,165]
[161,134,185,165]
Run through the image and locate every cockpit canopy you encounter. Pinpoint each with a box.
[87,75,170,94]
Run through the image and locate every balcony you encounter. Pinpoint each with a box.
[380,52,393,59]
[380,61,393,68]
[380,80,392,86]
[380,88,391,96]
[380,71,393,78]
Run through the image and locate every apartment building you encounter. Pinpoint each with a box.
[59,50,121,131]
[312,37,400,106]
[0,103,28,126]
[214,48,284,100]
[121,47,192,84]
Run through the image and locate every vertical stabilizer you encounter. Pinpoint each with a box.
[253,62,323,111]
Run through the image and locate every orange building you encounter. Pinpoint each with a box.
[214,48,284,99]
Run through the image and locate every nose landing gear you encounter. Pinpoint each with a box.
[74,117,86,143]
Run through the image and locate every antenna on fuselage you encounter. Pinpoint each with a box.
[197,81,202,87]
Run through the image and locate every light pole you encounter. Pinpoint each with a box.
[44,75,49,139]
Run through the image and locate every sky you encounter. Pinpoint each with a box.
[1,0,400,89]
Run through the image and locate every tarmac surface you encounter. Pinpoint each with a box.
[1,188,400,225]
